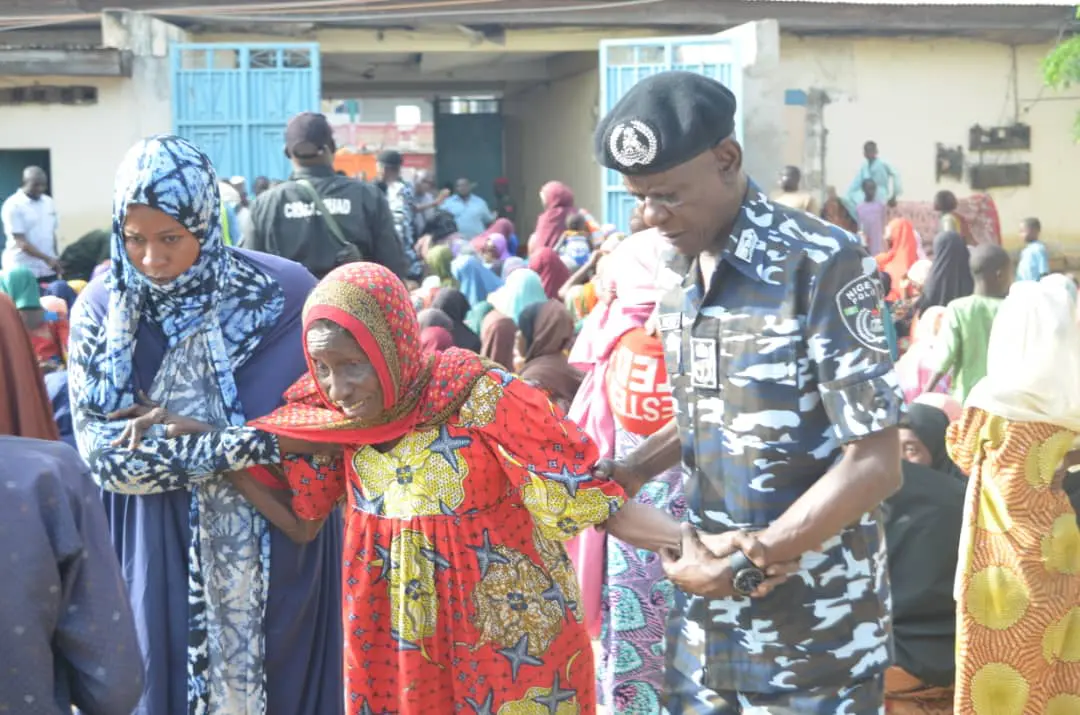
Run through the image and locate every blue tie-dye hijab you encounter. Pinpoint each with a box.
[96,135,284,713]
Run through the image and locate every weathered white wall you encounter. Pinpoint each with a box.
[504,53,601,237]
[0,74,169,243]
[0,12,180,245]
[779,35,1080,250]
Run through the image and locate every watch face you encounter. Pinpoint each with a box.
[733,567,766,596]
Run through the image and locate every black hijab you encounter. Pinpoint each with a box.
[903,403,963,479]
[431,288,482,353]
[885,460,965,687]
[916,231,973,315]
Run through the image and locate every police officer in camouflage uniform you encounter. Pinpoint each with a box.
[593,72,905,713]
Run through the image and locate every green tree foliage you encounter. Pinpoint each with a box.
[1043,9,1080,138]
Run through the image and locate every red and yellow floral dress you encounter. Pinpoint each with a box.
[251,263,626,714]
[290,370,623,714]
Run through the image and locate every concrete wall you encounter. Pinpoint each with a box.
[0,74,169,243]
[0,12,179,245]
[504,53,601,238]
[780,35,1080,251]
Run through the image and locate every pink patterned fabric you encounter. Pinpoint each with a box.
[565,229,666,638]
[886,193,1002,247]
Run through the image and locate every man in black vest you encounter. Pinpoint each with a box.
[245,112,407,280]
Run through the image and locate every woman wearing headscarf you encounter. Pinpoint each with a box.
[501,255,526,279]
[876,218,920,302]
[948,279,1080,715]
[237,262,682,714]
[419,325,453,352]
[416,210,464,259]
[0,293,60,441]
[474,217,518,256]
[482,268,547,369]
[481,233,511,276]
[515,300,583,410]
[528,181,576,255]
[450,253,502,307]
[417,307,454,333]
[0,266,69,369]
[895,305,952,403]
[529,246,572,300]
[66,136,343,714]
[431,287,482,352]
[563,229,688,711]
[424,244,456,288]
[883,401,966,715]
[915,231,974,317]
[900,401,963,480]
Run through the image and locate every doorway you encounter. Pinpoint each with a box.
[433,97,503,205]
[0,148,51,251]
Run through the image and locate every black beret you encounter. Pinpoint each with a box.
[594,70,737,175]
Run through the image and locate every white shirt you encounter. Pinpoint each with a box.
[2,190,58,277]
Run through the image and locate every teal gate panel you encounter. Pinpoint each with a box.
[599,36,741,231]
[433,98,503,207]
[172,43,320,185]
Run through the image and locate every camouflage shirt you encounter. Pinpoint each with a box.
[656,183,903,693]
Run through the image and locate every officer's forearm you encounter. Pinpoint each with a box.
[623,420,682,481]
[754,427,901,565]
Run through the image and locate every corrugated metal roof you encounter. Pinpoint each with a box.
[747,0,1075,3]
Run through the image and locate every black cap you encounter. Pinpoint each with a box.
[376,149,403,167]
[285,112,335,158]
[594,71,737,176]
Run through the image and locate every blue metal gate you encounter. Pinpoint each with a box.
[171,43,320,184]
[599,36,741,230]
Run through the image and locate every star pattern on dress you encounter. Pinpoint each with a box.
[541,581,571,619]
[541,465,592,498]
[532,672,575,714]
[426,425,472,473]
[497,634,544,682]
[351,483,386,515]
[420,547,451,570]
[468,529,509,578]
[464,688,495,715]
[372,544,396,583]
[390,628,421,653]
[358,697,397,715]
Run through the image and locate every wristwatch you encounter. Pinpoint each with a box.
[728,550,766,596]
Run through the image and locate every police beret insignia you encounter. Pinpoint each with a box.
[608,119,659,170]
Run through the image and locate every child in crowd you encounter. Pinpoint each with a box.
[926,244,1011,402]
[856,178,887,256]
[1016,216,1050,282]
[557,213,594,268]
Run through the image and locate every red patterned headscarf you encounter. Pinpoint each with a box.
[251,262,489,445]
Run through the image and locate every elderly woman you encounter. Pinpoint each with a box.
[243,262,682,713]
[66,135,343,714]
[948,279,1080,715]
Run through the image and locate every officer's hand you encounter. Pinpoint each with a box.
[662,525,800,600]
[698,530,801,598]
[660,523,736,599]
[593,458,648,498]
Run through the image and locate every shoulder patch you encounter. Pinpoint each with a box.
[835,274,890,354]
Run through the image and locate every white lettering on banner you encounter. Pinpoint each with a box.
[608,382,674,423]
[283,198,353,219]
[607,346,675,424]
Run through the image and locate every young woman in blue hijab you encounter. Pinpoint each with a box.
[67,136,343,714]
